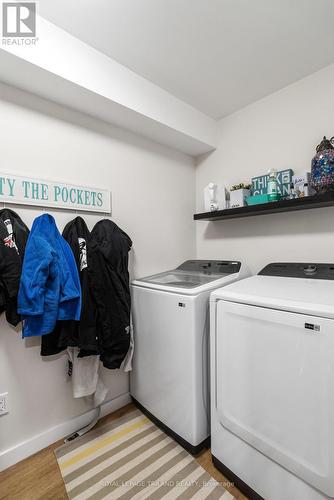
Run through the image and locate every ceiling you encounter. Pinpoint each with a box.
[39,0,334,120]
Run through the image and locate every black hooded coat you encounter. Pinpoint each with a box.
[89,219,132,369]
[0,209,29,326]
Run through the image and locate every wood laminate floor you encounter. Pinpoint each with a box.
[0,404,247,500]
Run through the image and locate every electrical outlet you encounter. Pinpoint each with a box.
[0,392,8,416]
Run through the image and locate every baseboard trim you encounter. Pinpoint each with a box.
[0,392,131,471]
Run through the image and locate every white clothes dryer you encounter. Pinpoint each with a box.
[210,262,334,500]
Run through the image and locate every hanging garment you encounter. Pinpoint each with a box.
[0,209,29,326]
[41,216,99,356]
[89,219,132,369]
[67,347,108,407]
[120,315,134,372]
[18,214,81,337]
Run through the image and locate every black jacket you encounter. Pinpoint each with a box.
[41,217,99,357]
[90,220,132,369]
[42,218,132,369]
[0,209,29,326]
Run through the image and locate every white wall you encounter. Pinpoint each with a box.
[196,63,334,274]
[0,82,195,467]
[0,13,217,156]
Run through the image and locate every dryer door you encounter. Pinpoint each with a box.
[215,300,334,496]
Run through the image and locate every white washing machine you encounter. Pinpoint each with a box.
[130,260,248,454]
[210,262,334,500]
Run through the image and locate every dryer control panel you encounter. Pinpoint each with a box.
[259,262,334,280]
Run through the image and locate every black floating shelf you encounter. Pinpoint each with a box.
[194,192,334,221]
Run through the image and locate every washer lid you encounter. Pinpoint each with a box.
[212,269,334,319]
[132,260,242,294]
[136,269,221,288]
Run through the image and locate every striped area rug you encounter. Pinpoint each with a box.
[55,408,234,500]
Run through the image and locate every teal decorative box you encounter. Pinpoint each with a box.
[252,169,293,199]
[246,194,270,206]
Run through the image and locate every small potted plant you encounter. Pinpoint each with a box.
[229,183,251,208]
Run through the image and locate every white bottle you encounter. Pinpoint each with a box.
[303,183,310,197]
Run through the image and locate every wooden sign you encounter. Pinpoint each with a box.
[0,173,111,213]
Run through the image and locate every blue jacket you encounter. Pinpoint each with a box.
[18,214,81,337]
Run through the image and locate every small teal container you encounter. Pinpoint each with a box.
[246,194,270,206]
